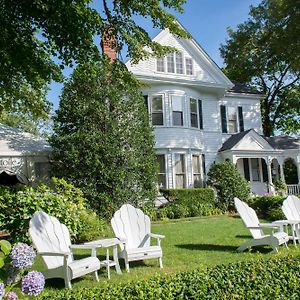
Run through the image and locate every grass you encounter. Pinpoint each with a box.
[35,215,295,291]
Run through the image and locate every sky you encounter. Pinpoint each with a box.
[47,0,262,111]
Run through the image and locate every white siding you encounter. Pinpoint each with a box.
[127,32,215,83]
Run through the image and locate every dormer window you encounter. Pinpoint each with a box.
[157,57,165,72]
[175,52,184,74]
[156,52,194,75]
[185,57,193,75]
[167,53,175,73]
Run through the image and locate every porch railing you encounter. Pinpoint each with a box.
[287,184,300,195]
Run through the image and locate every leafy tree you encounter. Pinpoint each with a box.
[220,0,300,136]
[0,111,53,137]
[0,0,188,118]
[50,59,158,218]
[207,161,250,212]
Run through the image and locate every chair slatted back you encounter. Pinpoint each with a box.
[29,211,72,269]
[111,204,151,249]
[282,195,300,220]
[234,197,264,239]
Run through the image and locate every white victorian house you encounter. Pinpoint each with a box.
[126,26,300,195]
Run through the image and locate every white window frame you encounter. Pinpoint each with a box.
[190,98,199,129]
[171,95,185,127]
[227,106,238,133]
[173,153,187,188]
[156,52,194,76]
[156,56,165,72]
[156,154,167,189]
[150,94,165,126]
[192,154,202,188]
[185,57,194,75]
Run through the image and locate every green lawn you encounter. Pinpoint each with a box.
[36,215,295,291]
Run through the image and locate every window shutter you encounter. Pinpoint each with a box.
[220,105,227,133]
[238,106,244,132]
[201,154,206,175]
[243,158,250,181]
[143,95,149,112]
[198,99,203,129]
[261,159,268,182]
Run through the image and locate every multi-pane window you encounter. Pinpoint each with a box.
[156,57,165,72]
[220,105,244,133]
[172,96,184,126]
[190,98,198,128]
[157,155,166,188]
[156,52,194,75]
[167,53,175,73]
[190,98,203,129]
[175,52,184,74]
[192,155,201,188]
[174,154,186,188]
[151,95,164,126]
[185,57,193,75]
[227,107,237,133]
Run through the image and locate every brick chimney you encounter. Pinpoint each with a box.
[101,27,117,63]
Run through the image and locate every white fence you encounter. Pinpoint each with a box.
[287,184,300,195]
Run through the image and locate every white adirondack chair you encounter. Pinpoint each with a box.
[111,204,165,272]
[29,211,101,289]
[282,195,300,244]
[234,197,289,253]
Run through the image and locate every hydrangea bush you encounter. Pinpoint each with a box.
[0,241,44,299]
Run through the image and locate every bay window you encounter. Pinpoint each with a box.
[174,154,186,188]
[151,95,164,126]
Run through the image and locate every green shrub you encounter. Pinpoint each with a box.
[37,255,300,299]
[207,161,251,212]
[76,209,108,243]
[141,188,220,221]
[248,195,285,220]
[161,188,215,206]
[0,178,106,243]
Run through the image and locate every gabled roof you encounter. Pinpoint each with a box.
[229,80,262,95]
[219,129,300,152]
[219,129,253,151]
[126,22,234,90]
[266,135,300,150]
[0,124,52,156]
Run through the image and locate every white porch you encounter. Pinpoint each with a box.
[219,129,300,196]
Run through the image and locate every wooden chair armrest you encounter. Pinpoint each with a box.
[70,244,99,250]
[147,233,165,240]
[38,251,70,257]
[258,223,281,229]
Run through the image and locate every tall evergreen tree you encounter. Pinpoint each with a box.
[50,59,158,218]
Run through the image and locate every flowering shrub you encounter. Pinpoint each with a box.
[0,241,44,299]
[21,271,45,297]
[10,243,36,270]
[4,291,18,300]
[0,283,4,298]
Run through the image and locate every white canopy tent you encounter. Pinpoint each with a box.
[0,124,52,184]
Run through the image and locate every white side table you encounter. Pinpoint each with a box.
[272,220,300,245]
[85,238,122,279]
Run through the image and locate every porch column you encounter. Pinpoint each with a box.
[266,157,275,194]
[277,156,285,183]
[297,159,300,184]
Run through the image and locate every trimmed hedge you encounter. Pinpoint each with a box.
[248,196,285,220]
[161,188,215,205]
[37,255,300,299]
[143,188,220,220]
